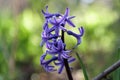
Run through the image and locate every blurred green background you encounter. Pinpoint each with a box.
[0,0,120,80]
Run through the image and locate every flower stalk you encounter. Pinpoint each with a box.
[62,29,73,80]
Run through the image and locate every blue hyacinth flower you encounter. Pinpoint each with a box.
[40,52,58,72]
[40,26,59,46]
[67,26,84,49]
[46,39,71,59]
[54,57,76,74]
[42,6,61,20]
[40,6,84,74]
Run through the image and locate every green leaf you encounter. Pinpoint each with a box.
[76,52,89,80]
[113,48,120,80]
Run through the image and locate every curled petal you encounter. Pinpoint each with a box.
[40,55,58,72]
[66,19,75,27]
[67,27,84,48]
[45,6,48,12]
[78,26,84,36]
[65,16,76,27]
[54,61,62,65]
[41,10,47,15]
[42,6,61,19]
[43,21,48,30]
[59,8,69,23]
[47,50,57,55]
[45,65,56,72]
[61,53,70,59]
[40,52,47,64]
[68,57,76,63]
[58,64,64,74]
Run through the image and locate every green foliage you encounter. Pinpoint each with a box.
[0,52,9,80]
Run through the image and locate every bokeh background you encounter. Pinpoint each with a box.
[0,0,120,80]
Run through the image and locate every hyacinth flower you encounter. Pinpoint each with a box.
[41,51,75,74]
[67,26,84,49]
[40,6,84,80]
[54,57,76,74]
[40,52,57,72]
[47,8,69,35]
[42,6,61,20]
[46,39,71,59]
[40,25,60,46]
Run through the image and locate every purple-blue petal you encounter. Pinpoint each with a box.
[58,8,69,23]
[54,61,62,65]
[66,19,75,27]
[58,63,64,74]
[40,40,45,47]
[45,65,56,72]
[68,57,76,63]
[78,26,84,36]
[68,16,75,19]
[61,53,70,59]
[67,27,84,48]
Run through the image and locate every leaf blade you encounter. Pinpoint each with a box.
[113,48,120,80]
[76,52,89,80]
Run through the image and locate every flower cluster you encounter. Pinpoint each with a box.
[40,6,84,74]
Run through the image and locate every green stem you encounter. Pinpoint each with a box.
[76,52,89,80]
